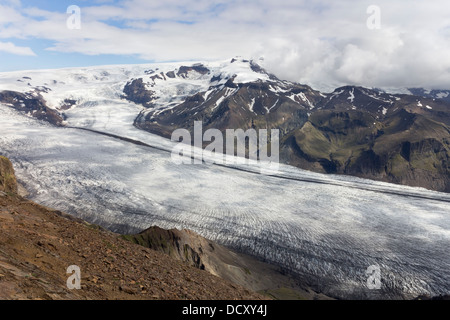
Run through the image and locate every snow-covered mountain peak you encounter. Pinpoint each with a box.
[0,58,274,112]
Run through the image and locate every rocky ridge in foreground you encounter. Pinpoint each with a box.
[0,156,265,300]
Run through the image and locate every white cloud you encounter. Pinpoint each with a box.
[0,4,24,24]
[2,0,450,90]
[0,41,35,56]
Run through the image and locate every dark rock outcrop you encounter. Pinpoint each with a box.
[123,226,330,299]
[122,78,156,108]
[176,64,210,78]
[0,90,64,125]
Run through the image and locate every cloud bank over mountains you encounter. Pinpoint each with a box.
[1,0,450,91]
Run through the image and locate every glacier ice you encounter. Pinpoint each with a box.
[0,104,449,299]
[0,62,449,299]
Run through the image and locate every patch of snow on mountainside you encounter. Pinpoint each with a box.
[437,92,449,99]
[248,97,256,113]
[347,88,355,103]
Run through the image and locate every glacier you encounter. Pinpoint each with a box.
[0,62,449,299]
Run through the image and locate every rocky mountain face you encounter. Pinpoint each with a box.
[132,60,450,192]
[407,88,450,103]
[123,78,156,108]
[0,90,64,126]
[123,226,331,300]
[0,58,448,192]
[0,156,265,300]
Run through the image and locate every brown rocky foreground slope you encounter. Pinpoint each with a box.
[0,156,265,300]
[0,156,17,194]
[124,227,332,300]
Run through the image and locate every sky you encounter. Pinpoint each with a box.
[1,0,450,91]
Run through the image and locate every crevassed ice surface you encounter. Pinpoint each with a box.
[0,63,450,299]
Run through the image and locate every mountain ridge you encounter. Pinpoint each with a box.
[0,156,267,300]
[123,226,333,300]
[0,58,448,192]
